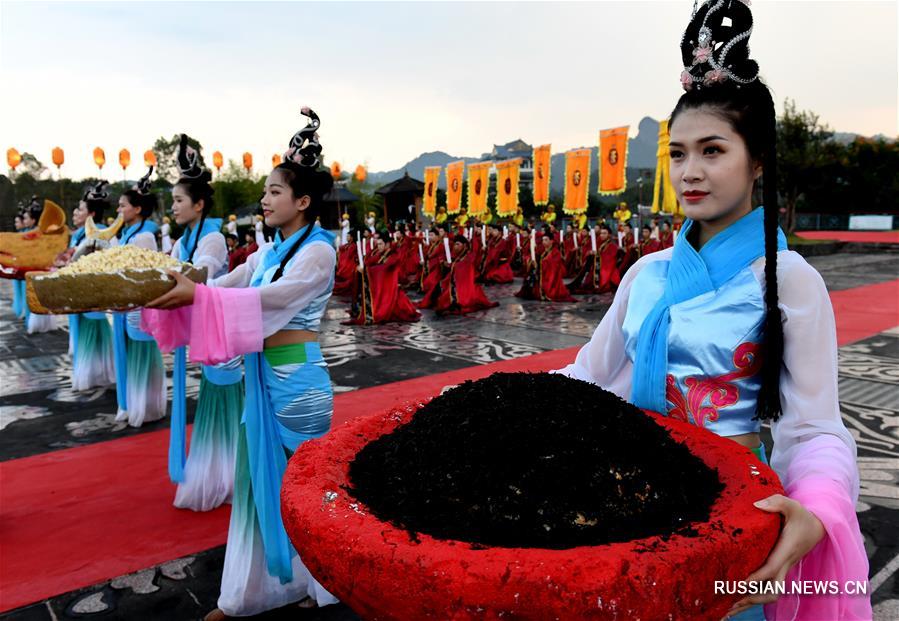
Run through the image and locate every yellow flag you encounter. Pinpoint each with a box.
[423,166,441,217]
[495,159,521,217]
[532,144,551,206]
[467,161,492,216]
[563,148,591,215]
[598,126,629,195]
[652,119,682,215]
[445,161,465,215]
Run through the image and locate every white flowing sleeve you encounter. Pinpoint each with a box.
[193,233,228,281]
[210,244,267,289]
[172,234,227,282]
[131,231,158,251]
[765,251,859,499]
[255,242,335,337]
[208,241,335,338]
[551,253,663,400]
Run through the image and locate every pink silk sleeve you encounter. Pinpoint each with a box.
[765,435,872,620]
[140,306,191,352]
[188,284,263,364]
[140,285,263,364]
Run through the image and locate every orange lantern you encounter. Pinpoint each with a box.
[330,161,342,180]
[242,152,253,172]
[7,148,22,170]
[119,148,131,170]
[272,154,281,168]
[354,165,367,183]
[212,151,223,171]
[93,147,106,170]
[143,150,157,167]
[52,147,64,168]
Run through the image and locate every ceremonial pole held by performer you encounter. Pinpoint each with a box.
[555,2,869,618]
[145,107,339,618]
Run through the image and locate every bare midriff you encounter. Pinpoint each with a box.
[726,431,761,451]
[264,329,317,349]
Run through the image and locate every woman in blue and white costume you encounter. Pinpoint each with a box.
[21,200,58,334]
[68,181,116,391]
[148,108,339,619]
[168,134,242,512]
[112,166,166,427]
[556,3,869,620]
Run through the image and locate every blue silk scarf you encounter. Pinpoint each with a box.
[244,223,335,583]
[630,207,787,414]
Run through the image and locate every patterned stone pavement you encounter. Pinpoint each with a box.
[1,251,896,620]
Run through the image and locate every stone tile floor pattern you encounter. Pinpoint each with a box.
[1,252,896,620]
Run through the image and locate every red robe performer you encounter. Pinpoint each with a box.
[516,237,575,302]
[479,229,514,284]
[658,221,674,249]
[562,227,578,277]
[420,231,446,296]
[344,239,420,325]
[568,226,621,294]
[418,235,498,315]
[618,224,639,278]
[511,230,529,277]
[638,225,662,257]
[404,234,425,288]
[333,239,360,296]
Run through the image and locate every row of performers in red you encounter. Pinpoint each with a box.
[333,224,670,325]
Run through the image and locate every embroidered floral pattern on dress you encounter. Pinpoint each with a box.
[665,342,763,427]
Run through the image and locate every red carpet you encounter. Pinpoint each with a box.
[796,230,899,244]
[831,279,899,346]
[0,347,578,612]
[2,279,898,612]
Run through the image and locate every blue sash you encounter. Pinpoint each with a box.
[244,223,335,582]
[112,314,129,411]
[169,217,224,483]
[630,208,787,414]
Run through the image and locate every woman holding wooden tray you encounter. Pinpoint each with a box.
[144,108,340,618]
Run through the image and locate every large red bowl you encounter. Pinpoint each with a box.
[282,403,783,620]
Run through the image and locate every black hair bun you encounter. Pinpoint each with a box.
[177,134,205,179]
[680,0,759,90]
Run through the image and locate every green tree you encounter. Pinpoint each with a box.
[776,99,834,233]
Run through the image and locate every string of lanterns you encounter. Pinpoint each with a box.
[6,146,366,183]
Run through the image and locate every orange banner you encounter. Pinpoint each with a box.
[445,161,465,215]
[423,166,441,217]
[598,126,629,195]
[495,159,521,217]
[563,148,591,215]
[467,161,492,216]
[532,144,551,206]
[652,119,681,215]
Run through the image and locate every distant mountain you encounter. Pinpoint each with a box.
[368,117,662,190]
[366,152,482,189]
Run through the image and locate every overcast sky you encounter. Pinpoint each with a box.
[1,1,895,180]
